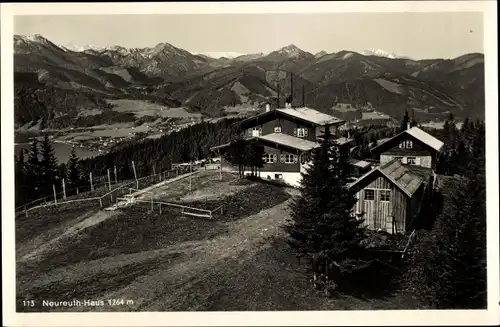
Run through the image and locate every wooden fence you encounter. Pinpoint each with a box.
[19,166,193,217]
[117,197,224,220]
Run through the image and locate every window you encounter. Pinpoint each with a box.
[407,157,417,165]
[274,126,282,133]
[399,140,413,149]
[263,153,277,163]
[275,174,283,180]
[380,190,391,201]
[281,154,298,164]
[294,127,308,138]
[394,156,403,162]
[251,127,262,137]
[364,189,375,200]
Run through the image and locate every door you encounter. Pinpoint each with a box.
[377,189,392,231]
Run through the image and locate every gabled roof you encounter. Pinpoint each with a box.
[348,159,424,197]
[236,107,345,128]
[257,133,320,151]
[372,126,444,153]
[276,107,344,126]
[210,133,320,152]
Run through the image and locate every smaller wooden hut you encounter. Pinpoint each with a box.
[348,158,426,234]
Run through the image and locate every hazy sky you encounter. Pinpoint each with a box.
[14,12,483,59]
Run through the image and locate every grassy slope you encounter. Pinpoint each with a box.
[16,171,421,312]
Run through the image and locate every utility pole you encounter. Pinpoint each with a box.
[62,179,66,200]
[132,160,138,189]
[189,161,192,193]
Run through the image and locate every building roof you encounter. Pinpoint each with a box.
[348,159,372,169]
[333,137,355,146]
[405,127,444,152]
[257,133,320,151]
[276,107,344,126]
[372,126,444,153]
[348,158,423,197]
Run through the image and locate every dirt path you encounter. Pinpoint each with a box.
[35,191,295,312]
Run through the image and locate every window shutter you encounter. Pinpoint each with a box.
[293,128,297,136]
[259,128,262,136]
[280,154,285,163]
[401,157,408,164]
[248,129,252,137]
[415,157,421,166]
[294,155,298,163]
[273,154,278,163]
[304,128,308,136]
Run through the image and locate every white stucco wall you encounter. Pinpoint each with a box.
[244,170,302,187]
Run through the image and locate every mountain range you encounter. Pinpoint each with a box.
[14,34,485,129]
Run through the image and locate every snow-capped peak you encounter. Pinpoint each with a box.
[361,48,401,59]
[60,43,105,52]
[192,52,247,59]
[276,44,304,58]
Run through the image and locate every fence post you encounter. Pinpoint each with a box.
[107,169,112,191]
[76,187,79,195]
[159,203,162,215]
[114,165,118,184]
[153,165,156,177]
[99,197,103,208]
[90,172,94,192]
[150,193,153,211]
[53,185,57,204]
[132,161,138,189]
[62,178,67,200]
[189,162,192,193]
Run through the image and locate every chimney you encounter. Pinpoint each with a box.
[265,103,271,112]
[407,122,411,130]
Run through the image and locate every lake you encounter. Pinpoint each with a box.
[15,142,100,164]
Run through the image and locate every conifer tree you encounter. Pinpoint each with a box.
[15,149,27,206]
[25,139,41,200]
[285,125,365,290]
[410,110,418,128]
[400,109,410,131]
[39,134,59,195]
[420,175,486,309]
[66,146,82,192]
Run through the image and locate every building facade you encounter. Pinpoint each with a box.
[212,104,353,187]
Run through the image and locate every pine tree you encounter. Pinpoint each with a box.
[39,134,59,195]
[410,110,418,128]
[400,109,410,131]
[421,175,486,309]
[25,139,41,200]
[244,140,265,176]
[284,125,365,291]
[15,149,27,206]
[66,146,82,193]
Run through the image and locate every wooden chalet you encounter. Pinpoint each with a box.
[348,125,443,234]
[348,158,427,234]
[371,126,445,171]
[211,103,355,186]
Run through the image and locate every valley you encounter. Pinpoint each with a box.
[14,35,485,143]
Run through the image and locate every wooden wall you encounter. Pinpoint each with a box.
[260,145,300,173]
[244,117,317,142]
[352,172,409,234]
